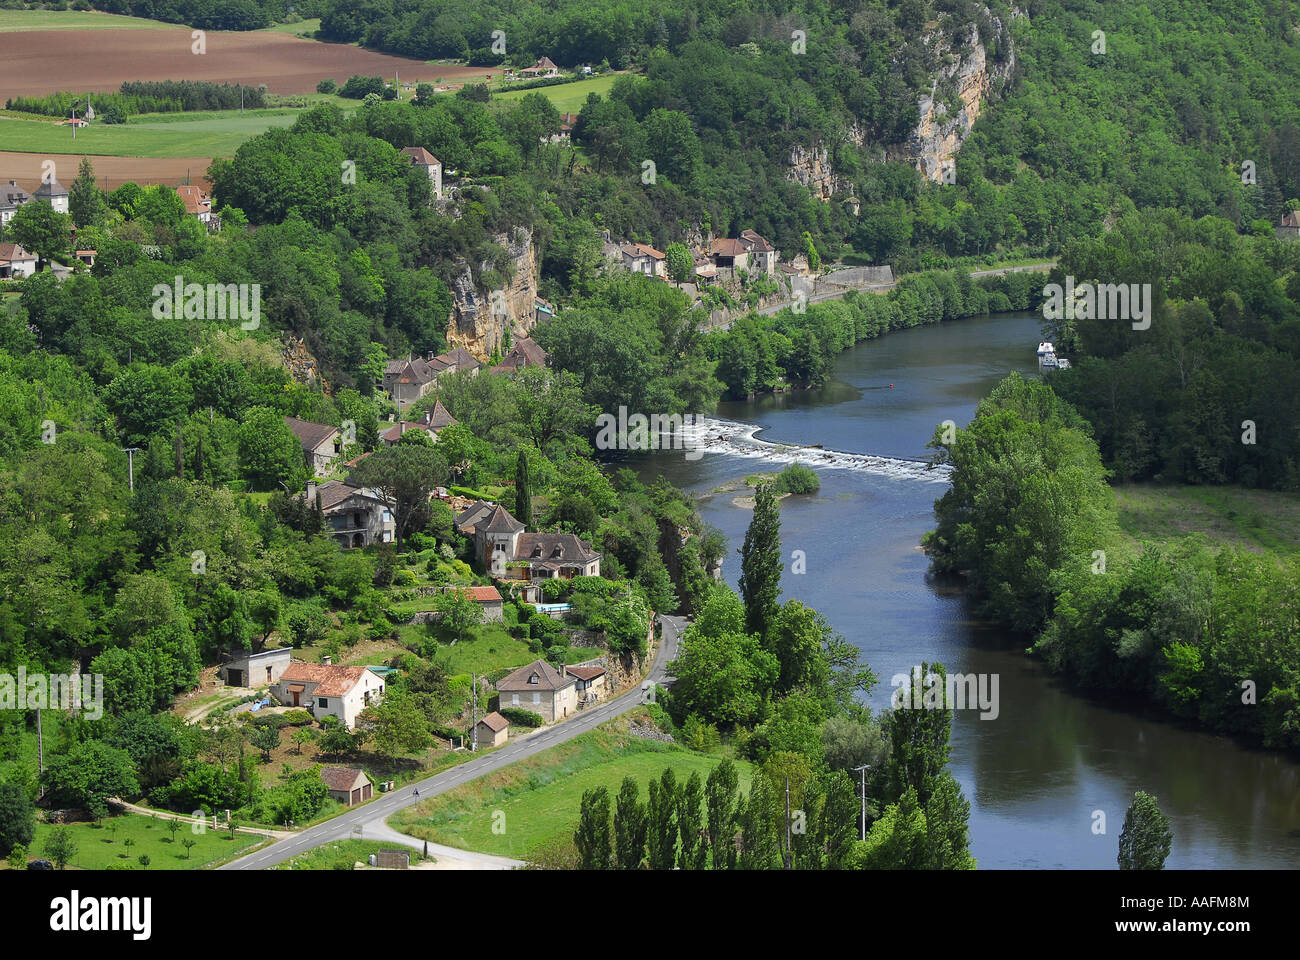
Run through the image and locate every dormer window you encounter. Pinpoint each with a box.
[551,545,563,558]
[528,673,539,684]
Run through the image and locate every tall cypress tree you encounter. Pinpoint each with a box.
[515,449,532,529]
[738,480,782,637]
[613,776,646,870]
[574,786,612,870]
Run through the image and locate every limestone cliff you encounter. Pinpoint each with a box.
[281,335,328,392]
[785,7,1017,195]
[443,227,539,362]
[885,17,1017,181]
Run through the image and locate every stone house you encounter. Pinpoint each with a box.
[284,416,340,474]
[457,503,601,582]
[33,178,68,215]
[220,647,292,688]
[378,400,459,446]
[474,711,509,748]
[314,479,395,548]
[383,356,440,411]
[1278,210,1300,241]
[176,185,222,232]
[567,665,608,704]
[520,56,559,78]
[462,584,504,621]
[496,659,576,723]
[709,238,750,271]
[0,243,37,279]
[739,230,777,273]
[0,180,30,226]
[401,146,442,201]
[490,337,548,375]
[321,767,373,806]
[273,662,385,729]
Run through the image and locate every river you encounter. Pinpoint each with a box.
[631,311,1300,869]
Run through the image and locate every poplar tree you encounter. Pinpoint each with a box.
[516,449,532,529]
[1118,791,1173,870]
[613,776,646,870]
[574,786,612,869]
[739,480,782,637]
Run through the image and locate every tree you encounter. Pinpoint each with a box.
[40,741,140,820]
[676,771,706,870]
[431,587,484,643]
[738,481,782,637]
[6,843,27,871]
[68,156,109,228]
[645,767,679,870]
[665,242,693,285]
[292,728,315,755]
[613,776,646,869]
[44,826,77,870]
[349,444,448,547]
[705,759,740,869]
[1118,791,1173,870]
[574,786,612,869]
[237,407,306,492]
[881,662,953,807]
[363,692,432,766]
[250,723,281,762]
[0,783,35,856]
[181,836,196,859]
[8,200,72,267]
[515,449,532,529]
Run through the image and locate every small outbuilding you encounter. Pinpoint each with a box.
[321,766,373,806]
[220,647,292,688]
[474,711,510,748]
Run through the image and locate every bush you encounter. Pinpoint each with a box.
[776,463,820,495]
[281,710,314,726]
[316,78,337,94]
[499,708,544,728]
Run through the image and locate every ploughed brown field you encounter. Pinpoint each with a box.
[0,151,213,190]
[0,28,498,99]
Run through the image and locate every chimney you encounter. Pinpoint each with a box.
[306,480,317,502]
[322,655,332,666]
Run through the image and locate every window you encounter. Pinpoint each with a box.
[511,694,519,706]
[318,697,329,708]
[528,674,538,684]
[532,692,541,705]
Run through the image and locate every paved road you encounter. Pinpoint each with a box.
[219,615,686,870]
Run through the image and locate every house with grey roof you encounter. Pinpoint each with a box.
[284,416,340,474]
[496,658,576,723]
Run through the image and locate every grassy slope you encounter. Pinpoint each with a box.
[393,622,600,675]
[389,715,750,860]
[273,838,431,870]
[1114,484,1300,554]
[12,813,262,870]
[494,72,620,113]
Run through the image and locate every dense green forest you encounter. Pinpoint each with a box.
[926,372,1300,749]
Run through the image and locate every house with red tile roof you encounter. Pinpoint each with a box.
[272,661,385,728]
[520,56,560,77]
[176,185,221,232]
[474,711,509,747]
[0,242,37,279]
[378,399,459,446]
[400,146,442,200]
[490,337,548,375]
[567,664,608,703]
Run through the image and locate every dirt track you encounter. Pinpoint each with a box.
[0,151,213,190]
[0,27,496,99]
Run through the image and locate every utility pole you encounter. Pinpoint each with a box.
[36,708,44,780]
[471,672,478,752]
[853,763,871,842]
[71,105,76,140]
[784,775,792,869]
[120,446,141,492]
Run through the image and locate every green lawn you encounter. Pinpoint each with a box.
[0,9,177,30]
[20,813,263,870]
[261,18,321,37]
[494,72,621,113]
[396,622,600,675]
[389,716,749,860]
[0,109,301,158]
[1114,484,1300,555]
[273,838,430,870]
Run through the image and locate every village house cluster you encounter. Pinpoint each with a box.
[600,227,796,284]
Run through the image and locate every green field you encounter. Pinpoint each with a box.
[389,717,750,860]
[395,622,600,676]
[495,72,620,113]
[274,838,431,870]
[0,9,176,31]
[262,18,321,37]
[1115,484,1300,554]
[13,814,263,870]
[0,109,302,158]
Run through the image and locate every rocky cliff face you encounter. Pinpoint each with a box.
[281,335,328,391]
[785,8,1016,195]
[886,17,1017,181]
[444,227,539,362]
